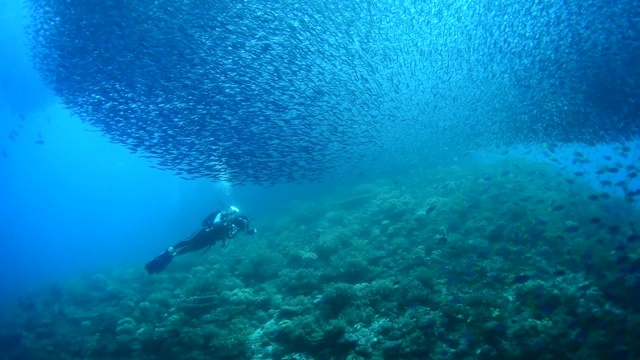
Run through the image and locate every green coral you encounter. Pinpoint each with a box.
[7,156,640,360]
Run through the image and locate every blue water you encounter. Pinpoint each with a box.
[0,0,638,331]
[0,0,324,307]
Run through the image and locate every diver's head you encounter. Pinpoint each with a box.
[219,205,241,222]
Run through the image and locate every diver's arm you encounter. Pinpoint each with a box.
[201,211,220,227]
[228,219,257,238]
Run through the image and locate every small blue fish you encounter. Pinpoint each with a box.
[513,274,531,284]
[35,139,45,145]
[536,219,549,226]
[608,225,621,234]
[425,203,437,215]
[565,224,581,233]
[611,348,629,360]
[538,304,557,315]
[616,255,630,265]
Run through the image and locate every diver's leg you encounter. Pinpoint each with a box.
[172,228,208,255]
[175,245,194,255]
[170,241,189,255]
[146,228,209,273]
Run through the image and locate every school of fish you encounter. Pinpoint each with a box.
[24,0,640,185]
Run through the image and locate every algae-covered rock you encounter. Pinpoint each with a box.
[7,156,640,359]
[115,317,137,343]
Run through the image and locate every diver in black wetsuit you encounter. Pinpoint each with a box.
[145,206,257,274]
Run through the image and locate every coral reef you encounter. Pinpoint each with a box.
[2,158,639,359]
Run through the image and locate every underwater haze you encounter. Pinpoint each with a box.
[0,0,302,309]
[0,0,639,359]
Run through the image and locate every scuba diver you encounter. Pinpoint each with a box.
[145,206,257,274]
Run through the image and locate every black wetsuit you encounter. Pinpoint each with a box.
[145,211,254,274]
[171,211,229,255]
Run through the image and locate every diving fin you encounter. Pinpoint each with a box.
[145,250,174,274]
